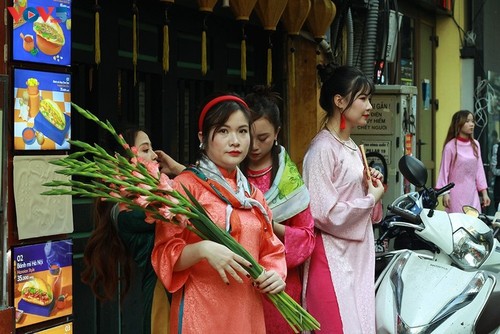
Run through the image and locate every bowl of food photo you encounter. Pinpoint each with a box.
[22,127,36,145]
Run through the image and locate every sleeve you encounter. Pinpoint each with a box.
[491,144,500,176]
[436,142,453,188]
[256,192,287,280]
[282,207,316,269]
[475,141,488,191]
[151,221,190,293]
[303,138,378,241]
[151,174,200,293]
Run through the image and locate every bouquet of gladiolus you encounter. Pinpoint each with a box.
[42,103,320,333]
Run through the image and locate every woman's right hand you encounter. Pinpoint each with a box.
[367,177,384,203]
[201,241,253,285]
[442,194,450,208]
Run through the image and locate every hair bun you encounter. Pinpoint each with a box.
[317,62,339,84]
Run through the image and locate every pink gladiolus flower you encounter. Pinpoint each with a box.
[176,213,189,229]
[118,202,130,212]
[137,157,160,176]
[131,146,138,155]
[109,191,121,199]
[138,183,152,190]
[130,157,138,166]
[134,195,150,208]
[158,206,175,221]
[144,212,156,224]
[158,174,174,192]
[119,135,130,151]
[132,170,145,179]
[167,194,179,205]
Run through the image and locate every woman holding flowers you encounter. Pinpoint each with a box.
[82,127,174,334]
[302,64,385,333]
[152,94,287,333]
[241,85,315,334]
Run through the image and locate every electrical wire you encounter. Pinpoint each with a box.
[474,78,498,139]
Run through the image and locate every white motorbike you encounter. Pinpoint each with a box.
[375,155,500,334]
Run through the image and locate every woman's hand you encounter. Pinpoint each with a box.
[481,191,491,208]
[155,150,185,177]
[369,167,384,183]
[367,177,384,203]
[253,269,286,295]
[442,194,450,208]
[201,241,253,285]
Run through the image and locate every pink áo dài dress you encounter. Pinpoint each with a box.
[247,146,316,334]
[302,130,383,334]
[436,138,488,213]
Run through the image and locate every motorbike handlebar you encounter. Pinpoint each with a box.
[387,204,420,224]
[434,182,455,197]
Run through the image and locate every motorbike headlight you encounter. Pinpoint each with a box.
[450,228,492,270]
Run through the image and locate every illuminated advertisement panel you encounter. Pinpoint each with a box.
[13,239,73,328]
[10,0,71,66]
[13,68,71,150]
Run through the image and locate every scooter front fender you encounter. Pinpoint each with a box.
[376,251,496,334]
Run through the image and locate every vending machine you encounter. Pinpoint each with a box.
[352,85,418,209]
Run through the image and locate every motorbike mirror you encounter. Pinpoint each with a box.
[462,205,479,217]
[398,155,427,187]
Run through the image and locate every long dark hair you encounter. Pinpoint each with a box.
[81,127,143,301]
[443,110,479,165]
[318,63,374,124]
[241,85,282,183]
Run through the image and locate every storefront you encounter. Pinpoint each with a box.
[1,0,483,333]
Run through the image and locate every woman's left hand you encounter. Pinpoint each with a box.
[254,269,286,295]
[482,192,491,208]
[369,167,384,183]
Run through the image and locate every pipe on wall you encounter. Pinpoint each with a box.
[362,0,379,80]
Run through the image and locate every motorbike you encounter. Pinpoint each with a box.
[375,155,500,334]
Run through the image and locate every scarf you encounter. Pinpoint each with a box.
[265,146,310,223]
[186,155,271,239]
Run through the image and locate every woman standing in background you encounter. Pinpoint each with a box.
[241,85,315,334]
[436,110,490,212]
[82,128,173,334]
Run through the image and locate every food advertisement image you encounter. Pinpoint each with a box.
[10,0,71,66]
[13,239,73,328]
[34,322,73,333]
[14,68,71,150]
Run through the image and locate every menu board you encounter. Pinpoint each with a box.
[13,68,71,150]
[10,0,71,66]
[13,239,73,329]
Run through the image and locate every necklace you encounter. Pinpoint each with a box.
[325,125,358,151]
[247,165,273,178]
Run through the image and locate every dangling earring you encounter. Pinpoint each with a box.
[199,142,204,150]
[340,113,346,130]
[274,139,278,146]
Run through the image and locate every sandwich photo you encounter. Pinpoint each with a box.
[39,99,66,131]
[32,16,65,55]
[21,277,53,306]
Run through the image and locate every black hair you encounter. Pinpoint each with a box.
[242,85,282,182]
[318,64,375,121]
[198,92,252,152]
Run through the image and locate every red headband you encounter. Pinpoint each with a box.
[198,95,248,132]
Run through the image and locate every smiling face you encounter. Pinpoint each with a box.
[201,109,250,171]
[134,131,158,162]
[249,117,278,168]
